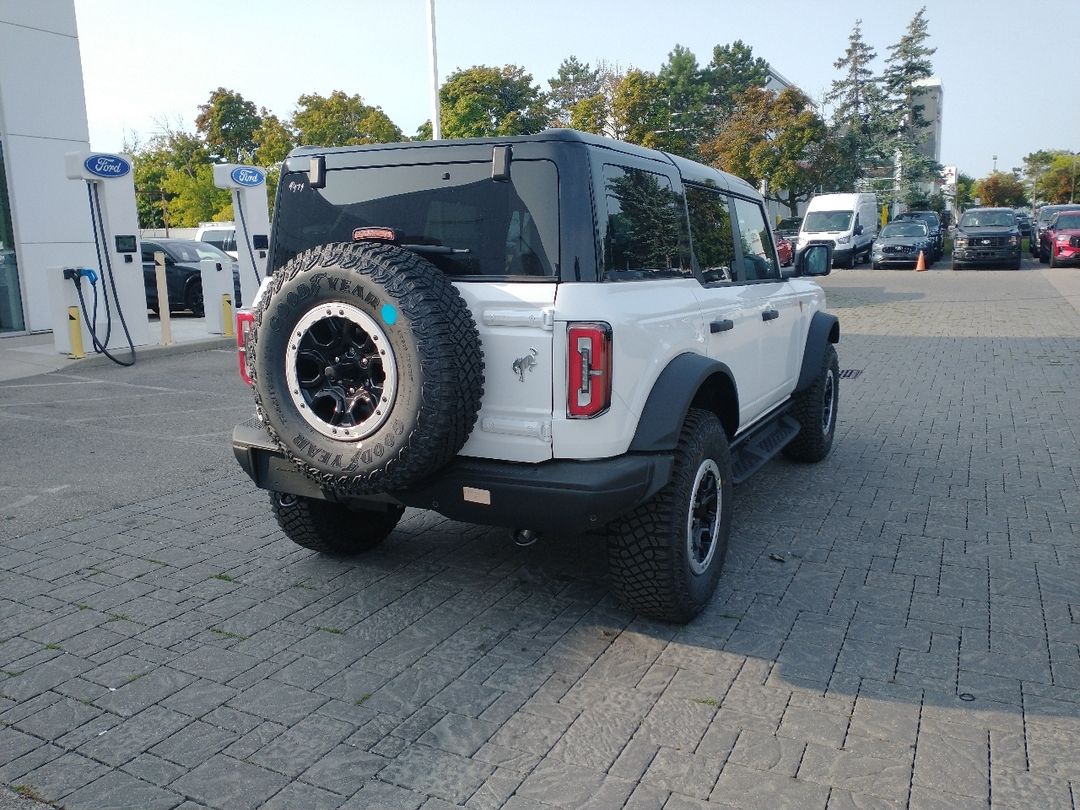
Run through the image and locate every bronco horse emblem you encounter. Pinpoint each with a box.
[513,348,539,382]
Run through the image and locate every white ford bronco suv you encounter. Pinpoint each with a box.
[232,130,839,622]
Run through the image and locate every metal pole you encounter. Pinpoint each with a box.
[426,0,442,140]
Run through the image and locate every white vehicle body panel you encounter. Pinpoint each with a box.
[455,282,557,463]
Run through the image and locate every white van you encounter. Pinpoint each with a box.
[797,193,878,268]
[195,222,237,259]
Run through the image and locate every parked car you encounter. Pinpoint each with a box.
[951,208,1022,271]
[871,220,932,268]
[774,232,793,266]
[1040,210,1080,267]
[195,222,238,259]
[895,210,943,260]
[142,238,241,317]
[1014,211,1032,239]
[775,216,802,244]
[1033,205,1080,259]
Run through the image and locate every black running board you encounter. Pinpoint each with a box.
[730,412,800,485]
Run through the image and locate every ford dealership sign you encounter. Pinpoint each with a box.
[84,154,130,178]
[230,167,265,187]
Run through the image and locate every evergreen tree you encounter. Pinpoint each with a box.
[824,20,887,188]
[702,40,769,136]
[656,45,708,157]
[548,56,602,126]
[880,7,940,206]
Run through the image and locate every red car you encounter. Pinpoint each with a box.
[1041,211,1080,267]
[774,232,793,266]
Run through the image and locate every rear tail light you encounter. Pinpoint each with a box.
[567,322,612,418]
[236,309,255,385]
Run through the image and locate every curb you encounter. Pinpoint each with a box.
[59,336,234,373]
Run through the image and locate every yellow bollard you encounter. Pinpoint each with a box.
[67,306,85,359]
[222,294,234,337]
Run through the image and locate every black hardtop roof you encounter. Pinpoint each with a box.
[285,128,756,197]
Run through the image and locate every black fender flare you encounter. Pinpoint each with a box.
[794,311,840,393]
[629,353,739,452]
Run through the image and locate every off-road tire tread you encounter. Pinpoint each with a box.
[249,242,484,494]
[271,493,402,555]
[783,343,839,463]
[607,409,730,623]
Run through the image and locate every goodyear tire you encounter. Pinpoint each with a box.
[783,343,839,463]
[607,409,732,623]
[250,242,484,493]
[271,492,403,554]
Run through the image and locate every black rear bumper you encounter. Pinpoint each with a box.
[232,419,673,532]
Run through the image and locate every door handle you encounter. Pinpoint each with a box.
[761,309,779,322]
[710,319,734,334]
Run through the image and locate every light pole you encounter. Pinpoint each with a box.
[1071,153,1077,203]
[992,154,998,173]
[426,0,441,141]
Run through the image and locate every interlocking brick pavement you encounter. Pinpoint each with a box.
[0,265,1078,808]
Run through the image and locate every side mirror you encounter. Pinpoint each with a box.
[854,224,864,236]
[797,243,832,277]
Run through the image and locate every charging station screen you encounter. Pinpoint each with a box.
[115,235,137,253]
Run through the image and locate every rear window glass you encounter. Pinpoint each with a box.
[271,160,559,279]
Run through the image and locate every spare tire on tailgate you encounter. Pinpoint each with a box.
[249,241,484,493]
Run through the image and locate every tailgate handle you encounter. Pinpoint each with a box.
[710,319,734,334]
[761,309,780,322]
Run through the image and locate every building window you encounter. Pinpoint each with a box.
[0,143,25,333]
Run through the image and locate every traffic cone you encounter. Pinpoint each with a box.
[915,250,927,271]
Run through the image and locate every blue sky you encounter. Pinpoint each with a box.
[74,0,1079,180]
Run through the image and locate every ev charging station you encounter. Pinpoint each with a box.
[49,152,149,361]
[213,164,270,312]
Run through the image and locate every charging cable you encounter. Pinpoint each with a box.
[234,192,263,288]
[74,181,136,366]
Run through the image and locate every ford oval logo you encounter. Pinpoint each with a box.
[83,154,130,178]
[230,167,265,187]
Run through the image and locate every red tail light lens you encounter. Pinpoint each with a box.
[236,309,255,386]
[567,322,612,418]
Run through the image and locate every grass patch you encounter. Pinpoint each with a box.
[692,697,719,707]
[44,643,62,651]
[1,669,23,677]
[317,626,343,635]
[292,580,315,590]
[76,604,90,611]
[355,692,373,705]
[210,629,247,641]
[108,612,131,622]
[13,785,45,802]
[211,573,235,583]
[127,674,143,684]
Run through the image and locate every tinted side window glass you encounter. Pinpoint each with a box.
[602,164,690,280]
[686,186,736,283]
[731,197,780,281]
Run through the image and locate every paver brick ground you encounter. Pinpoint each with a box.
[1,265,1079,808]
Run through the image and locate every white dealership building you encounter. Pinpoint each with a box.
[0,1,96,335]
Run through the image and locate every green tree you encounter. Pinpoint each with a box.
[253,110,295,166]
[824,20,888,188]
[703,86,829,216]
[953,172,976,211]
[292,91,402,147]
[702,40,770,132]
[880,7,940,206]
[975,172,1028,208]
[130,126,229,229]
[612,69,668,149]
[1038,153,1080,203]
[1021,149,1063,204]
[548,56,602,126]
[655,44,709,156]
[195,88,261,163]
[439,65,548,138]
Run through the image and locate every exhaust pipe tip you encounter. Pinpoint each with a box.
[512,528,541,547]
